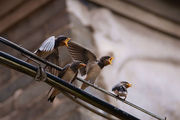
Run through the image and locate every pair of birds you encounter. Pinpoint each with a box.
[30,35,131,102]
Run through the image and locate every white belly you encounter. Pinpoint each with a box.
[114,90,127,97]
[62,68,75,82]
[85,64,101,84]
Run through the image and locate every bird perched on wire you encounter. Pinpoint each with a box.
[28,35,70,59]
[67,42,113,90]
[48,61,86,102]
[112,81,132,100]
[26,35,71,81]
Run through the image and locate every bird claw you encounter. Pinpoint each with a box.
[35,66,47,82]
[115,95,126,101]
[123,96,127,101]
[115,95,119,101]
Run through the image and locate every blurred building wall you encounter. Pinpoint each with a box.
[67,0,180,120]
[0,0,180,120]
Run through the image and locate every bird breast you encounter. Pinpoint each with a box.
[85,63,101,82]
[61,68,76,82]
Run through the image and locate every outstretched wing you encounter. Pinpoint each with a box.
[39,36,55,52]
[35,36,55,58]
[67,42,97,64]
[67,41,97,75]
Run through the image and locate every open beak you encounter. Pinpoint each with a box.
[64,38,71,47]
[78,63,86,68]
[127,83,132,88]
[108,57,114,64]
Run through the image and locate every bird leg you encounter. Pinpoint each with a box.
[122,94,127,101]
[123,96,127,101]
[35,65,47,82]
[115,95,119,101]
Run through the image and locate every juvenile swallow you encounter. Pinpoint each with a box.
[67,42,113,90]
[48,61,86,102]
[112,81,132,100]
[26,35,71,80]
[32,35,70,59]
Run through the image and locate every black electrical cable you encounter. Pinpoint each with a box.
[0,51,140,120]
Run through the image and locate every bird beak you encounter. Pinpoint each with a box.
[108,57,114,64]
[78,63,86,68]
[64,38,71,47]
[127,83,132,88]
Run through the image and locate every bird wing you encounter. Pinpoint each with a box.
[70,71,78,83]
[58,64,70,78]
[45,46,73,76]
[46,49,60,76]
[81,63,101,90]
[34,36,56,58]
[58,46,73,67]
[47,63,70,100]
[67,41,97,64]
[112,85,127,92]
[67,41,97,76]
[39,36,55,52]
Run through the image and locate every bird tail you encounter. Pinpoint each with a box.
[47,88,60,103]
[48,95,55,103]
[81,83,88,90]
[26,58,33,63]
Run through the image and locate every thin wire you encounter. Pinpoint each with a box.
[0,37,166,120]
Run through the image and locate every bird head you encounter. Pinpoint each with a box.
[100,56,114,66]
[71,61,86,71]
[121,81,132,88]
[77,62,86,69]
[56,35,71,47]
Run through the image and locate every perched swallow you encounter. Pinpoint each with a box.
[67,42,113,90]
[112,81,132,100]
[33,35,70,58]
[48,61,86,102]
[27,35,71,79]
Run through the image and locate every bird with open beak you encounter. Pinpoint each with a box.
[48,61,86,102]
[112,81,132,100]
[67,42,113,90]
[27,35,70,61]
[26,35,71,81]
[32,35,70,59]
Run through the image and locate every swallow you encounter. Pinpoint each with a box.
[26,35,71,80]
[48,61,86,102]
[33,35,70,58]
[67,42,113,90]
[112,81,132,100]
